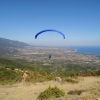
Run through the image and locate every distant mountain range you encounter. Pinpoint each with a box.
[0,37,29,56]
[0,37,29,48]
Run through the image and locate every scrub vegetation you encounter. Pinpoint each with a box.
[0,57,100,85]
[37,86,65,100]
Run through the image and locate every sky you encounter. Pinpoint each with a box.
[0,0,100,46]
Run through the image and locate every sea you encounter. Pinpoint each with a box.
[67,46,100,55]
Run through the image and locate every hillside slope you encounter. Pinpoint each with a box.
[0,37,29,48]
[0,76,100,100]
[0,37,29,56]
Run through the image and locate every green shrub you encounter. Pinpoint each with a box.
[0,68,22,84]
[38,86,65,100]
[96,70,100,75]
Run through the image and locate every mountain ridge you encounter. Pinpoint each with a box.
[0,37,29,48]
[0,37,29,56]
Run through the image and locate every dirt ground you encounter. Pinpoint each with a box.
[0,76,100,100]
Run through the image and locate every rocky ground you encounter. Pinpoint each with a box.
[0,76,100,100]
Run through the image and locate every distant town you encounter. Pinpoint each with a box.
[4,46,99,71]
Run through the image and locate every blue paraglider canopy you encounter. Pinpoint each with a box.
[35,29,65,39]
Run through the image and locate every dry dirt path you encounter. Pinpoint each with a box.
[0,76,100,100]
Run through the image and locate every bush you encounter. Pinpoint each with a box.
[0,68,22,84]
[38,86,65,100]
[96,70,100,75]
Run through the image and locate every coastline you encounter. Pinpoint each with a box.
[68,46,100,55]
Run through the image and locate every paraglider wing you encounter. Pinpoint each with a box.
[35,29,65,39]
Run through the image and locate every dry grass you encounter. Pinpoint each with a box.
[0,76,100,100]
[79,92,93,100]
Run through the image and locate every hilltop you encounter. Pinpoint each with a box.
[0,74,100,100]
[0,62,100,100]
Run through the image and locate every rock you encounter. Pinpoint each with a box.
[56,77,62,82]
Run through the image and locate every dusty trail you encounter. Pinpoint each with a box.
[0,76,100,100]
